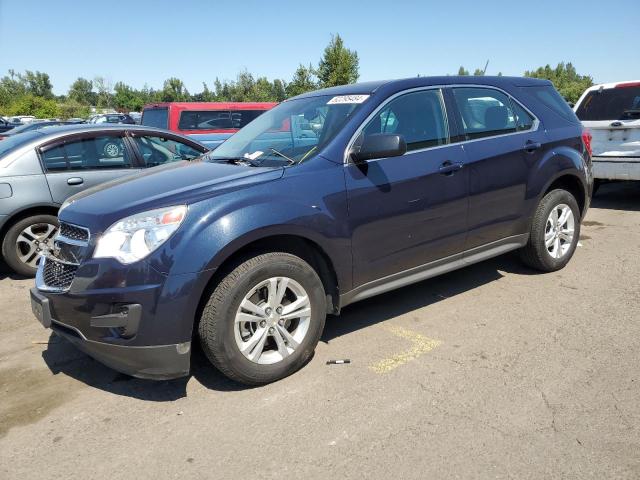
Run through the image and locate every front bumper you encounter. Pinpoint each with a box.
[31,287,191,380]
[30,252,208,380]
[592,156,640,181]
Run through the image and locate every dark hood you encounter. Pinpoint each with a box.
[60,159,284,233]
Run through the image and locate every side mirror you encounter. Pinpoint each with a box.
[350,133,407,163]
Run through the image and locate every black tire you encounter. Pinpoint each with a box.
[592,179,602,197]
[2,214,59,277]
[520,189,581,272]
[198,252,326,385]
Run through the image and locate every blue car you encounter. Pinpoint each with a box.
[30,76,593,385]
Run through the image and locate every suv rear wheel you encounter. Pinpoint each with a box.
[520,189,581,272]
[198,252,326,385]
[2,214,59,277]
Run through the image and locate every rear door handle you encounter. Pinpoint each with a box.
[67,177,84,186]
[523,141,542,153]
[439,161,463,175]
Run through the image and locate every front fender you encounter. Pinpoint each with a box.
[146,159,351,287]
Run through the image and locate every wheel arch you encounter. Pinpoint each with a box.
[0,204,59,244]
[541,172,587,217]
[194,233,342,336]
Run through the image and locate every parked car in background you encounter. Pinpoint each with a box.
[87,113,136,125]
[141,102,277,148]
[128,112,142,124]
[574,80,640,192]
[30,76,592,385]
[13,115,36,124]
[0,125,208,276]
[0,118,16,134]
[66,117,86,124]
[0,121,73,140]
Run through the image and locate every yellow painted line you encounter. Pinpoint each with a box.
[369,325,442,374]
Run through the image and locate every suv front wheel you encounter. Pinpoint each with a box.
[198,252,327,385]
[520,189,581,272]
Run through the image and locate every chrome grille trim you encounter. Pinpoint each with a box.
[58,222,90,243]
[36,256,78,292]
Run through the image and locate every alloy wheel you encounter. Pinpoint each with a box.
[15,222,58,268]
[545,203,575,259]
[234,276,311,365]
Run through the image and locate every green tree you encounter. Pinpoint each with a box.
[113,81,145,111]
[0,70,28,109]
[57,100,91,119]
[94,76,113,108]
[192,82,215,102]
[286,64,317,97]
[271,79,287,102]
[473,68,485,76]
[68,77,94,105]
[457,66,469,76]
[23,71,53,98]
[524,62,593,104]
[5,93,60,118]
[317,34,359,88]
[160,77,189,101]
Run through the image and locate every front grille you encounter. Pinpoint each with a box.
[59,222,89,242]
[42,258,78,290]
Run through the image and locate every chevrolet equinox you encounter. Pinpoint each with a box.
[30,77,593,385]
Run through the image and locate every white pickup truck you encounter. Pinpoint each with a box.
[574,81,640,191]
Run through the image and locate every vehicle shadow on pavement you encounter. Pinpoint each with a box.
[41,334,251,400]
[322,251,531,343]
[591,181,640,212]
[38,254,538,398]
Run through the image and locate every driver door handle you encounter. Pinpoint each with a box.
[523,141,542,153]
[439,161,463,175]
[67,177,84,186]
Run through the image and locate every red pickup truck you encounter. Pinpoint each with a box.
[141,102,277,148]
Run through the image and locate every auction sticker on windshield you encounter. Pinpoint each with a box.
[327,95,370,104]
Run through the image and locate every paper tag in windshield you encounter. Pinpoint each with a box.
[327,95,369,105]
[244,151,263,160]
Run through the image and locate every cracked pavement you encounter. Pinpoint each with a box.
[1,181,639,479]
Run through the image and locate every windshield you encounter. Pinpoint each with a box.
[208,94,366,166]
[576,86,640,121]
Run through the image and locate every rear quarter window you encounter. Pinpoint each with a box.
[522,85,580,123]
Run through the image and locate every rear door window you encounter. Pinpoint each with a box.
[575,86,640,121]
[451,87,517,140]
[141,107,169,129]
[510,100,535,131]
[178,110,265,130]
[41,135,132,171]
[363,89,449,152]
[132,135,203,167]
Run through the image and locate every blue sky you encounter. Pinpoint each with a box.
[1,0,638,95]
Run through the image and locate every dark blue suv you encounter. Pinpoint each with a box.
[30,77,593,385]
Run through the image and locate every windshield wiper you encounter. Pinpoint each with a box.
[268,148,296,165]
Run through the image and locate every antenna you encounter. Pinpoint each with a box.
[482,60,490,75]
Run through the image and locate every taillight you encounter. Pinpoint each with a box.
[581,129,592,157]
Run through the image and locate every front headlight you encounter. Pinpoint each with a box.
[94,205,187,264]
